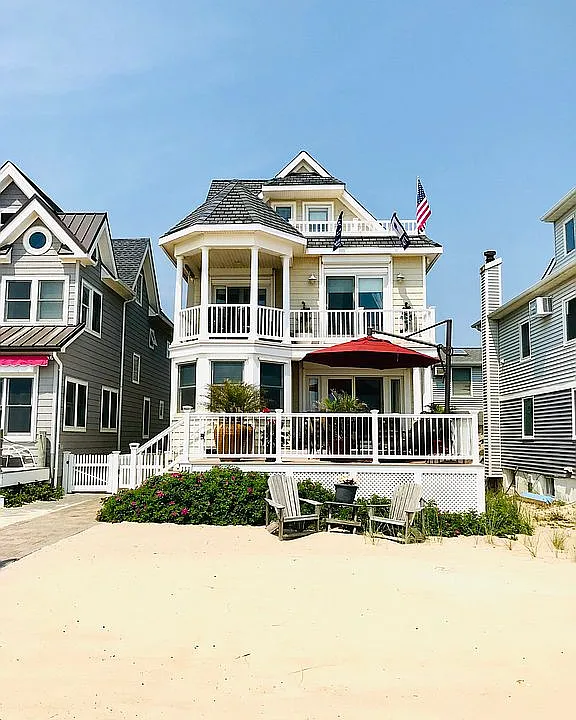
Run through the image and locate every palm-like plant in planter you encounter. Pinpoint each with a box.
[316,392,369,484]
[205,381,265,456]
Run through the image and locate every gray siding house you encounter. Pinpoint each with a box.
[480,187,576,500]
[0,161,172,483]
[432,347,483,422]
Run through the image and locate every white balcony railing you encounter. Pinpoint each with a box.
[175,411,479,464]
[290,219,418,236]
[178,306,435,343]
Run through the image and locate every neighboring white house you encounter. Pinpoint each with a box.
[432,347,483,422]
[160,151,442,415]
[480,188,576,500]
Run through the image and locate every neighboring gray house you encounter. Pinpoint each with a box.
[432,347,483,423]
[0,161,172,484]
[480,187,576,500]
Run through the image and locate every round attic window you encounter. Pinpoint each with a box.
[23,226,52,255]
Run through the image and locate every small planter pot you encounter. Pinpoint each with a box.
[334,483,358,504]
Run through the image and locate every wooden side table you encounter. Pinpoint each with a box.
[325,501,363,534]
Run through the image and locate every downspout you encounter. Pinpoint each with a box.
[53,352,64,485]
[117,297,133,451]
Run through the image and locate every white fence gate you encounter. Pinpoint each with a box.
[63,448,168,493]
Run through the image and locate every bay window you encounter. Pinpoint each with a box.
[260,362,283,410]
[178,363,196,410]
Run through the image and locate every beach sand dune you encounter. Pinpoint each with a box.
[1,523,575,719]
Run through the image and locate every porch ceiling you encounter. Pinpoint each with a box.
[185,248,282,273]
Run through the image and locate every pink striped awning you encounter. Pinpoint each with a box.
[0,355,49,367]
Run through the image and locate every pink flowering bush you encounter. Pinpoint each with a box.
[97,466,269,525]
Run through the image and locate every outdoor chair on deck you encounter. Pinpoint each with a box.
[265,473,323,541]
[368,481,423,543]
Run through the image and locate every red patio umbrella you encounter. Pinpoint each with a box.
[304,335,439,370]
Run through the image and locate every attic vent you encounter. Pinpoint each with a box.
[530,296,553,316]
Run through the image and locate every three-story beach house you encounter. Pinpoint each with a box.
[0,161,172,485]
[480,187,576,499]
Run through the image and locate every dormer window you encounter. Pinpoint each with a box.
[23,226,52,256]
[565,217,575,254]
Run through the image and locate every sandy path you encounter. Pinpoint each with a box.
[1,524,575,719]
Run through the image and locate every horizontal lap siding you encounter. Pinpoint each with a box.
[499,277,576,395]
[59,263,123,456]
[392,256,425,310]
[554,213,576,272]
[290,256,319,309]
[433,366,483,413]
[0,182,28,211]
[120,277,171,451]
[501,390,576,476]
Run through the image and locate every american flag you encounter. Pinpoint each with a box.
[416,178,431,233]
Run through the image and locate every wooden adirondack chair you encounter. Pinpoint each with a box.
[265,473,323,540]
[368,481,423,543]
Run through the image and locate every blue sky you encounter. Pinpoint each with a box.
[1,0,574,345]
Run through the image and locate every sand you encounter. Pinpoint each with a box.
[1,523,576,720]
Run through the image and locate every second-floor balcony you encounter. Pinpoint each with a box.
[290,219,418,236]
[177,305,436,345]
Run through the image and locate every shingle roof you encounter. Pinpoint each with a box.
[111,237,149,288]
[164,181,303,238]
[306,235,442,249]
[206,179,265,201]
[451,348,482,366]
[0,325,83,350]
[265,172,344,186]
[58,213,107,251]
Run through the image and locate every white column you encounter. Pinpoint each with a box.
[195,356,211,409]
[422,366,433,410]
[244,355,259,386]
[174,255,183,342]
[249,246,259,341]
[283,361,292,412]
[282,254,291,344]
[412,367,423,415]
[199,247,209,341]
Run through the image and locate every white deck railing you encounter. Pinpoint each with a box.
[290,219,418,236]
[174,411,479,464]
[178,307,435,343]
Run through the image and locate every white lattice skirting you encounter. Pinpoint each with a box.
[185,462,486,513]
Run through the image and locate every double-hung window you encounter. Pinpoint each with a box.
[260,362,284,410]
[565,217,575,255]
[0,377,34,436]
[565,297,576,343]
[452,368,472,396]
[522,397,534,439]
[520,321,531,359]
[64,378,88,431]
[3,279,65,323]
[100,387,119,432]
[178,363,196,411]
[306,204,330,232]
[81,282,102,336]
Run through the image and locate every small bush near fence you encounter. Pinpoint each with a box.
[0,481,63,508]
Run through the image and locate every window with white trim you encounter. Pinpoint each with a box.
[273,204,293,222]
[520,321,531,359]
[81,282,102,336]
[565,217,575,254]
[522,397,534,439]
[64,378,88,431]
[23,226,52,255]
[159,400,165,420]
[565,297,576,343]
[135,275,143,305]
[142,397,151,439]
[2,278,65,323]
[178,363,196,411]
[100,387,119,432]
[452,367,472,397]
[0,376,34,436]
[132,354,141,384]
[149,328,157,349]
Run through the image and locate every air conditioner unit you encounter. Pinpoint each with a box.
[534,296,553,316]
[433,366,445,377]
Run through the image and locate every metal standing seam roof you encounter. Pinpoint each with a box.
[0,325,84,350]
[163,181,303,238]
[111,237,150,288]
[58,213,107,252]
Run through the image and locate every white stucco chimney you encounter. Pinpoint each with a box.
[480,250,503,483]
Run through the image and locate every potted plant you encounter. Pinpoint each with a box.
[334,475,359,504]
[317,392,369,457]
[205,381,264,455]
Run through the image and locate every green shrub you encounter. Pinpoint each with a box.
[416,492,532,538]
[0,481,63,508]
[97,466,269,525]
